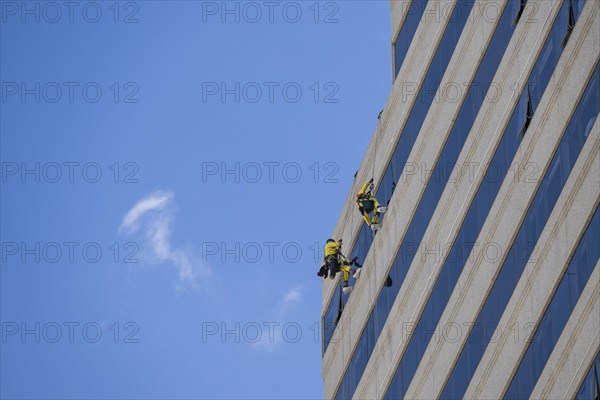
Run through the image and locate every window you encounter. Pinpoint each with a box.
[333,0,478,394]
[513,0,527,25]
[505,206,599,399]
[518,87,534,137]
[561,0,576,48]
[575,352,599,398]
[393,0,429,79]
[441,60,599,400]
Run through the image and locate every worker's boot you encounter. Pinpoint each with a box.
[342,283,353,294]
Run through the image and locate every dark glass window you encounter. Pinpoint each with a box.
[323,0,463,355]
[333,0,538,396]
[505,206,600,399]
[576,352,600,399]
[441,59,599,400]
[332,0,477,396]
[518,87,533,137]
[513,0,527,25]
[561,0,576,48]
[394,0,429,79]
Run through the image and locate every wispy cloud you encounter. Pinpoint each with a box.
[119,190,212,291]
[252,286,303,352]
[279,287,302,316]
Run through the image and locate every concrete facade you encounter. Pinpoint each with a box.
[322,0,600,399]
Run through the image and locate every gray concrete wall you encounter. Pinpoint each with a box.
[463,115,599,398]
[531,260,600,400]
[407,2,600,398]
[321,0,458,392]
[355,0,568,397]
[322,0,600,399]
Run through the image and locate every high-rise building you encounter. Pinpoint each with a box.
[321,1,599,399]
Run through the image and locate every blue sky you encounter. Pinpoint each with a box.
[0,1,391,398]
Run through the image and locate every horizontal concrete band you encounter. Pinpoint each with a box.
[323,1,507,395]
[322,0,462,387]
[464,117,600,399]
[530,260,600,400]
[406,2,600,399]
[356,0,567,397]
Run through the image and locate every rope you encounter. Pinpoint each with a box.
[339,110,386,293]
[372,110,384,183]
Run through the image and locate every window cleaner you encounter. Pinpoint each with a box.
[356,178,387,233]
[317,239,362,294]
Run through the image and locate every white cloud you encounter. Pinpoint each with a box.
[252,286,303,352]
[119,191,172,235]
[280,287,302,314]
[119,190,212,291]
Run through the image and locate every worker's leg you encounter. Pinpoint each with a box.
[317,264,329,278]
[341,264,351,284]
[358,204,372,226]
[373,197,381,209]
[372,197,382,224]
[357,181,371,197]
[362,210,372,226]
[328,257,340,278]
[341,263,353,294]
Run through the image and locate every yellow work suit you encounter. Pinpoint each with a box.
[324,240,342,258]
[356,181,381,226]
[340,261,352,284]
